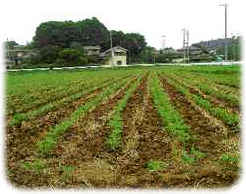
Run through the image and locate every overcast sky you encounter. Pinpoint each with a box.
[0,0,244,49]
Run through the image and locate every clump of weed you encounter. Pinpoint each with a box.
[145,160,167,171]
[22,159,46,174]
[220,153,239,164]
[10,113,28,126]
[182,147,206,164]
[59,165,75,181]
[182,151,195,164]
[190,147,206,160]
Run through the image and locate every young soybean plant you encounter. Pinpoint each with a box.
[149,73,191,144]
[106,76,143,150]
[37,76,133,155]
[166,76,240,130]
[9,76,124,127]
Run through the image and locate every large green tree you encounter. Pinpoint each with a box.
[32,17,148,65]
[33,17,109,49]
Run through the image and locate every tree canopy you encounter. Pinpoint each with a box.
[32,17,148,64]
[34,17,109,49]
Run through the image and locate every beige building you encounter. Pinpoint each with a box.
[100,46,127,66]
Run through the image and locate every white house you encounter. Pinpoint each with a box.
[100,46,127,66]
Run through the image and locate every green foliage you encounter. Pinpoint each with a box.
[165,74,240,129]
[220,153,239,164]
[145,160,167,171]
[4,40,18,49]
[106,77,141,150]
[181,147,205,164]
[58,48,86,66]
[59,165,75,180]
[22,159,46,174]
[190,147,206,160]
[9,113,27,126]
[182,150,195,164]
[150,74,190,144]
[37,76,131,155]
[33,18,147,65]
[193,94,239,128]
[34,17,108,49]
[39,45,62,64]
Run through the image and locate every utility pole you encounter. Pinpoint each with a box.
[187,30,190,63]
[219,3,228,61]
[110,30,114,65]
[182,29,186,62]
[182,28,189,63]
[6,38,10,59]
[162,35,166,51]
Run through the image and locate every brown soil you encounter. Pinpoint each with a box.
[167,73,240,113]
[7,75,137,188]
[158,76,239,188]
[7,76,129,115]
[115,74,172,188]
[6,76,133,187]
[6,71,240,189]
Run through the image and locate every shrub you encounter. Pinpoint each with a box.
[58,48,82,66]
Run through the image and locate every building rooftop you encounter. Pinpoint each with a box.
[83,45,101,50]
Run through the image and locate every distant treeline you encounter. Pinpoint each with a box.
[192,36,242,61]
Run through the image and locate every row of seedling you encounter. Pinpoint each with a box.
[147,73,205,167]
[9,76,133,127]
[149,73,191,144]
[7,73,128,115]
[170,71,239,108]
[37,76,136,155]
[162,74,240,130]
[106,75,143,150]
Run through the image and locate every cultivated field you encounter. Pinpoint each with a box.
[5,65,241,189]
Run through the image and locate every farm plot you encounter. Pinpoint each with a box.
[5,65,241,189]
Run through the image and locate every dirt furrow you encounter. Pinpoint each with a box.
[18,76,139,188]
[158,76,238,187]
[166,73,240,114]
[7,75,130,117]
[6,76,133,187]
[114,74,172,188]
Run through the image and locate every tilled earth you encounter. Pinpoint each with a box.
[6,73,241,189]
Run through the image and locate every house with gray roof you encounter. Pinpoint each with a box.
[100,46,127,66]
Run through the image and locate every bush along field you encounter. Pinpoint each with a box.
[5,65,241,189]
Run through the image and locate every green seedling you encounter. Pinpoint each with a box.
[22,159,46,174]
[145,160,167,171]
[182,151,195,164]
[220,153,239,164]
